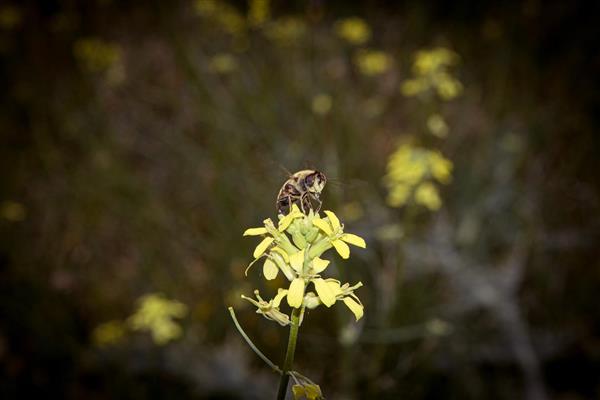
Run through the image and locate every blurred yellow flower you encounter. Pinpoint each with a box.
[400,78,427,97]
[0,6,21,30]
[414,182,442,210]
[264,17,306,45]
[209,53,238,74]
[354,49,392,76]
[334,17,371,45]
[384,143,453,209]
[195,0,246,35]
[401,47,463,100]
[73,38,125,84]
[413,47,458,75]
[93,320,126,347]
[128,293,188,345]
[195,0,218,15]
[311,93,332,115]
[427,113,449,137]
[248,0,270,27]
[434,73,463,100]
[0,201,26,221]
[73,38,121,73]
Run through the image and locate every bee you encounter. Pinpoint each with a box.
[276,170,327,215]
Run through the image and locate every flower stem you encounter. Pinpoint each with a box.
[228,307,282,374]
[276,306,302,400]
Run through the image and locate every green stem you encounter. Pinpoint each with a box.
[228,307,282,374]
[276,306,303,400]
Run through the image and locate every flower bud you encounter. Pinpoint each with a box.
[308,238,333,259]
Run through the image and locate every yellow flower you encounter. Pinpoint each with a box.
[413,47,458,75]
[292,383,323,400]
[128,293,188,345]
[194,0,246,36]
[427,114,449,138]
[384,143,453,210]
[334,17,371,45]
[354,49,392,76]
[0,201,26,221]
[414,182,442,210]
[242,206,366,321]
[208,53,238,74]
[241,289,290,326]
[401,47,462,101]
[311,93,332,115]
[247,0,270,27]
[0,6,21,30]
[92,320,126,347]
[264,17,306,45]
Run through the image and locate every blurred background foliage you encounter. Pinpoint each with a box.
[1,0,599,399]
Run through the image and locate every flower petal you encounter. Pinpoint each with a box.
[312,217,333,236]
[289,249,305,272]
[253,237,274,258]
[313,278,336,307]
[271,246,289,263]
[340,233,366,248]
[287,278,306,308]
[263,258,279,280]
[273,289,288,307]
[292,385,306,399]
[311,257,330,274]
[343,297,364,321]
[332,239,350,259]
[243,227,268,236]
[326,280,343,296]
[324,210,341,231]
[278,205,303,231]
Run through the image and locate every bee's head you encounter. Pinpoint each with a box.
[305,171,327,196]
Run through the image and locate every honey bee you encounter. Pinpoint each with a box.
[276,170,327,215]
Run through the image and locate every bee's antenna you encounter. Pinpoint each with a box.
[275,164,292,178]
[302,160,318,171]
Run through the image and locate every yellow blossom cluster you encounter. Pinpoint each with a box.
[401,47,463,100]
[92,293,188,347]
[384,144,453,210]
[128,293,188,345]
[242,205,366,324]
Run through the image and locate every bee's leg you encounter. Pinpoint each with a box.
[300,193,310,214]
[277,195,291,215]
[285,195,293,215]
[314,196,322,213]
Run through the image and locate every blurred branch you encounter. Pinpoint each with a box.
[406,213,548,400]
